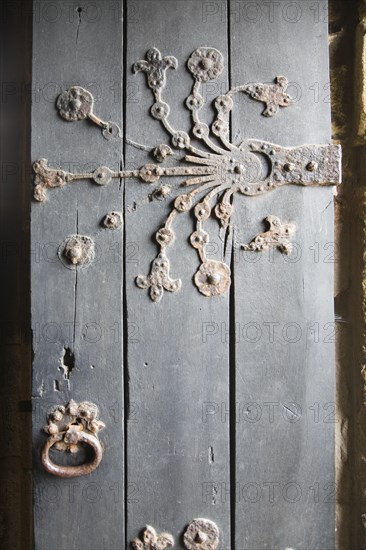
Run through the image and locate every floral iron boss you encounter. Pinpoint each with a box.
[33,47,341,302]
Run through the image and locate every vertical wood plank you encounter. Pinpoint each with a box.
[31,2,123,548]
[125,1,231,547]
[230,1,336,548]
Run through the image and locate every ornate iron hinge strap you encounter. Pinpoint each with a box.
[130,47,340,301]
[33,47,341,301]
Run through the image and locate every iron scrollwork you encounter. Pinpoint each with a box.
[57,85,121,140]
[132,47,340,300]
[32,47,341,300]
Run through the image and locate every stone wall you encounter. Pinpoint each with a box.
[331,0,365,548]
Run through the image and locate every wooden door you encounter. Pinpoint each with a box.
[31,1,340,548]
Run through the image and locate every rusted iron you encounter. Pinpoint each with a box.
[238,76,294,117]
[32,159,215,202]
[187,47,224,83]
[135,222,182,302]
[103,211,123,230]
[33,47,341,301]
[41,400,105,478]
[183,519,220,550]
[153,143,173,162]
[131,47,340,300]
[243,215,297,255]
[131,525,174,550]
[133,47,178,92]
[58,235,95,269]
[57,86,121,140]
[194,260,231,297]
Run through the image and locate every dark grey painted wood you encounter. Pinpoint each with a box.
[230,1,336,548]
[30,1,336,548]
[125,1,231,548]
[31,2,123,548]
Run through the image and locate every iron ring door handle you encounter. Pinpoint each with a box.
[40,400,105,478]
[41,428,103,478]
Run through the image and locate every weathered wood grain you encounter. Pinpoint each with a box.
[31,1,123,548]
[31,1,336,548]
[230,1,336,548]
[125,1,231,548]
